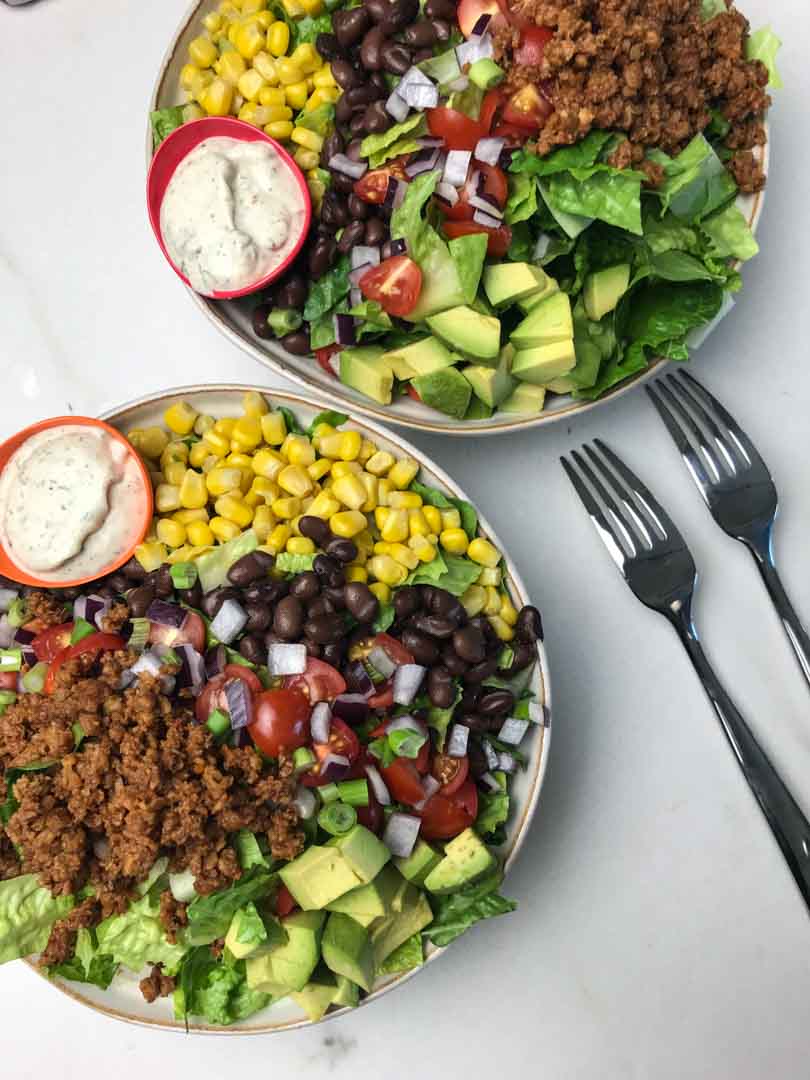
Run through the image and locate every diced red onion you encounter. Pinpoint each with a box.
[267,642,307,676]
[329,153,368,179]
[383,812,421,858]
[364,763,391,806]
[483,740,500,771]
[417,136,445,148]
[446,723,470,758]
[319,752,351,784]
[473,207,503,228]
[205,644,226,678]
[470,12,491,36]
[0,588,18,614]
[293,785,318,820]
[469,194,503,218]
[225,678,254,729]
[445,74,469,92]
[405,146,440,178]
[481,771,502,792]
[498,146,516,170]
[210,598,247,645]
[368,645,397,679]
[345,660,375,698]
[383,176,408,211]
[12,627,35,646]
[435,181,459,207]
[385,714,427,738]
[456,34,493,67]
[0,616,14,649]
[392,663,426,706]
[145,599,188,629]
[310,700,331,745]
[74,594,111,629]
[474,136,505,166]
[348,263,372,286]
[351,245,380,269]
[332,693,370,724]
[443,149,470,188]
[349,287,363,309]
[175,644,206,694]
[386,237,408,257]
[498,751,517,774]
[531,701,550,727]
[413,774,441,811]
[385,89,409,123]
[334,313,356,345]
[498,716,529,745]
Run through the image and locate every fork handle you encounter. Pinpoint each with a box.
[753,554,810,691]
[672,610,810,910]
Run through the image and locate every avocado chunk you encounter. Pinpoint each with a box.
[327,825,391,885]
[333,974,360,1008]
[339,346,394,405]
[291,974,338,1022]
[394,840,442,886]
[412,367,472,420]
[426,306,501,363]
[510,291,573,350]
[370,884,433,969]
[326,864,403,923]
[499,382,547,414]
[512,339,576,384]
[463,343,516,409]
[224,902,269,961]
[279,845,362,911]
[424,828,496,895]
[583,263,630,322]
[545,339,602,394]
[517,274,560,314]
[245,910,325,993]
[383,336,456,381]
[483,263,549,309]
[321,912,376,992]
[464,396,493,420]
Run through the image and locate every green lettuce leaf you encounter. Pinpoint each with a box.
[746,26,783,88]
[475,773,509,837]
[624,280,724,348]
[509,131,615,178]
[373,602,396,633]
[275,552,316,574]
[295,103,335,136]
[651,135,737,222]
[186,866,276,946]
[95,890,188,975]
[409,481,478,539]
[277,406,305,435]
[229,902,267,951]
[2,759,56,825]
[175,948,271,1025]
[307,410,348,434]
[291,12,332,47]
[448,232,488,305]
[49,928,118,989]
[303,256,351,322]
[538,181,594,238]
[361,114,426,167]
[504,173,538,226]
[648,250,720,283]
[404,549,481,596]
[700,203,760,262]
[424,868,516,947]
[150,106,185,150]
[377,931,424,974]
[544,169,643,235]
[234,831,270,871]
[0,875,74,965]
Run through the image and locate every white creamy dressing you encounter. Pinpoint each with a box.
[160,136,306,295]
[0,426,147,582]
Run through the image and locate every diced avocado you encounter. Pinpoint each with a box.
[291,974,338,1022]
[483,263,549,309]
[224,902,267,961]
[470,293,495,318]
[244,964,292,999]
[370,885,433,969]
[339,346,394,406]
[546,339,602,394]
[412,367,472,420]
[424,828,496,895]
[511,339,576,384]
[510,291,573,349]
[518,275,560,314]
[404,251,466,322]
[333,974,360,1008]
[426,306,501,363]
[326,865,403,921]
[328,825,390,885]
[394,840,442,886]
[464,396,493,420]
[321,912,376,992]
[499,382,547,415]
[462,343,516,408]
[383,336,456,381]
[583,263,630,322]
[279,845,362,911]
[267,910,325,992]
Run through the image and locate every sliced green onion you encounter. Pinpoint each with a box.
[207,708,230,737]
[170,562,198,590]
[293,746,316,774]
[337,778,369,807]
[318,782,340,805]
[7,598,28,628]
[0,690,17,707]
[317,802,357,836]
[0,648,22,672]
[127,617,150,650]
[70,618,96,646]
[388,729,426,760]
[21,661,48,693]
[364,660,386,685]
[162,648,180,666]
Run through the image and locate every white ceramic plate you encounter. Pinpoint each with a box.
[148,0,769,437]
[29,384,552,1034]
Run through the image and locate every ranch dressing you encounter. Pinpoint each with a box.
[160,136,307,295]
[0,426,147,582]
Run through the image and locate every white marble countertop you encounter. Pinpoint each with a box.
[2,0,810,1075]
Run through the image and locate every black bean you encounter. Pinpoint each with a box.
[380,40,411,74]
[467,739,488,779]
[344,582,379,623]
[404,19,437,45]
[333,169,358,194]
[325,537,358,563]
[297,515,329,546]
[378,0,418,34]
[313,554,340,579]
[307,597,332,618]
[400,628,439,665]
[107,572,129,594]
[380,240,395,261]
[333,6,372,47]
[349,111,368,135]
[320,192,349,230]
[316,32,346,60]
[306,641,323,658]
[362,100,390,134]
[275,274,308,310]
[452,624,486,663]
[305,613,346,644]
[441,644,469,677]
[201,586,239,619]
[228,552,268,587]
[479,689,515,716]
[154,564,173,599]
[126,584,155,619]
[122,556,147,582]
[331,58,364,89]
[346,84,378,109]
[264,631,286,647]
[463,656,500,684]
[321,131,344,171]
[412,46,434,62]
[410,613,456,639]
[239,633,265,665]
[424,0,455,18]
[460,684,482,710]
[347,193,370,220]
[359,25,386,69]
[393,585,421,620]
[324,585,347,609]
[290,571,320,602]
[363,0,389,21]
[369,71,389,95]
[506,639,537,673]
[459,711,487,733]
[516,605,543,642]
[309,237,337,279]
[431,18,450,41]
[335,94,355,127]
[426,588,466,622]
[273,595,304,640]
[177,582,202,609]
[469,614,496,640]
[364,217,387,246]
[427,666,455,708]
[251,302,274,340]
[346,138,365,162]
[246,604,271,633]
[280,330,311,355]
[244,580,285,606]
[338,220,367,254]
[322,641,345,666]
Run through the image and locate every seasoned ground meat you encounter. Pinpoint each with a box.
[159,889,188,945]
[501,0,770,186]
[101,602,130,634]
[1,649,303,932]
[139,963,176,1003]
[0,830,20,880]
[24,591,70,629]
[39,897,100,968]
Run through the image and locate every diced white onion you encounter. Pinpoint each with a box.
[169,870,197,904]
[443,149,471,188]
[483,740,500,771]
[481,771,502,791]
[446,723,470,758]
[528,701,547,726]
[385,89,409,122]
[364,763,391,806]
[392,663,426,705]
[210,598,248,645]
[498,752,517,774]
[329,153,368,179]
[0,589,19,614]
[383,812,421,858]
[384,714,427,738]
[413,774,441,811]
[498,717,530,746]
[368,645,397,679]
[293,785,318,820]
[351,246,381,270]
[310,701,331,745]
[267,642,307,676]
[474,136,505,166]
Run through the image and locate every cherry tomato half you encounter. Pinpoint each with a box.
[195,665,263,725]
[427,106,490,151]
[44,633,127,695]
[431,752,470,796]
[419,779,479,839]
[381,757,427,807]
[32,622,74,663]
[372,633,414,667]
[359,256,422,318]
[514,25,553,67]
[0,673,18,691]
[314,345,340,378]
[284,658,346,704]
[301,717,360,787]
[248,687,311,758]
[148,610,206,652]
[442,162,508,222]
[349,753,384,834]
[275,883,298,917]
[443,219,512,258]
[501,84,554,132]
[456,0,509,39]
[353,158,409,205]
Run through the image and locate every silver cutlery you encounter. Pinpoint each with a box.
[646,371,810,691]
[562,439,810,911]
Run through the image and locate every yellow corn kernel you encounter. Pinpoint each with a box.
[173,507,209,525]
[228,20,241,44]
[283,81,307,109]
[367,555,407,587]
[468,538,501,568]
[408,535,437,563]
[272,496,302,520]
[387,491,422,510]
[312,64,336,88]
[331,474,368,511]
[215,50,247,84]
[205,466,243,497]
[286,536,316,556]
[248,476,279,503]
[190,67,215,100]
[242,0,267,12]
[235,21,266,58]
[266,522,292,554]
[377,478,393,506]
[374,506,389,531]
[135,541,169,573]
[203,10,223,31]
[293,147,319,171]
[381,508,409,543]
[289,43,321,74]
[489,614,515,642]
[155,484,181,513]
[182,102,206,122]
[157,518,187,549]
[258,103,292,124]
[259,88,286,111]
[267,19,290,56]
[330,510,367,538]
[440,527,469,555]
[163,460,186,487]
[252,447,285,481]
[307,491,341,519]
[307,458,332,482]
[359,474,378,512]
[419,505,441,534]
[134,426,167,461]
[212,417,234,438]
[440,508,462,530]
[290,125,323,152]
[299,0,323,14]
[219,0,239,13]
[228,416,261,451]
[284,435,316,467]
[239,391,268,418]
[164,401,198,436]
[161,441,189,468]
[200,77,235,115]
[238,100,260,124]
[460,584,487,618]
[280,0,304,15]
[408,508,430,537]
[319,431,361,461]
[388,543,419,571]
[253,53,280,86]
[201,428,229,458]
[500,594,519,626]
[185,521,214,548]
[352,438,374,464]
[176,468,207,510]
[304,88,337,111]
[265,118,294,140]
[257,9,274,27]
[373,542,392,556]
[278,464,314,498]
[180,62,200,90]
[215,494,254,527]
[194,413,216,437]
[252,505,277,541]
[309,423,335,449]
[260,411,287,445]
[369,581,391,605]
[126,429,145,455]
[331,461,362,479]
[484,586,502,616]
[388,458,419,489]
[237,68,266,102]
[355,529,375,555]
[189,35,218,68]
[188,442,210,469]
[210,516,242,542]
[478,566,501,587]
[225,451,253,471]
[202,455,219,474]
[345,566,368,583]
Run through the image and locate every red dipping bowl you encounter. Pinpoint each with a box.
[147,116,312,300]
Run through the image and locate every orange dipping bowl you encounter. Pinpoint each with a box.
[147,116,312,300]
[0,417,153,589]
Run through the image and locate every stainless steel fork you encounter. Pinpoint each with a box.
[562,439,810,912]
[647,371,810,691]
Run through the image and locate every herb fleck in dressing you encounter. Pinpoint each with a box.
[160,136,306,295]
[0,427,147,582]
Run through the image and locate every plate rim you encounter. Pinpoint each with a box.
[27,382,553,1034]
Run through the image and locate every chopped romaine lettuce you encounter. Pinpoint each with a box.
[424,868,516,947]
[0,875,74,965]
[746,26,783,89]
